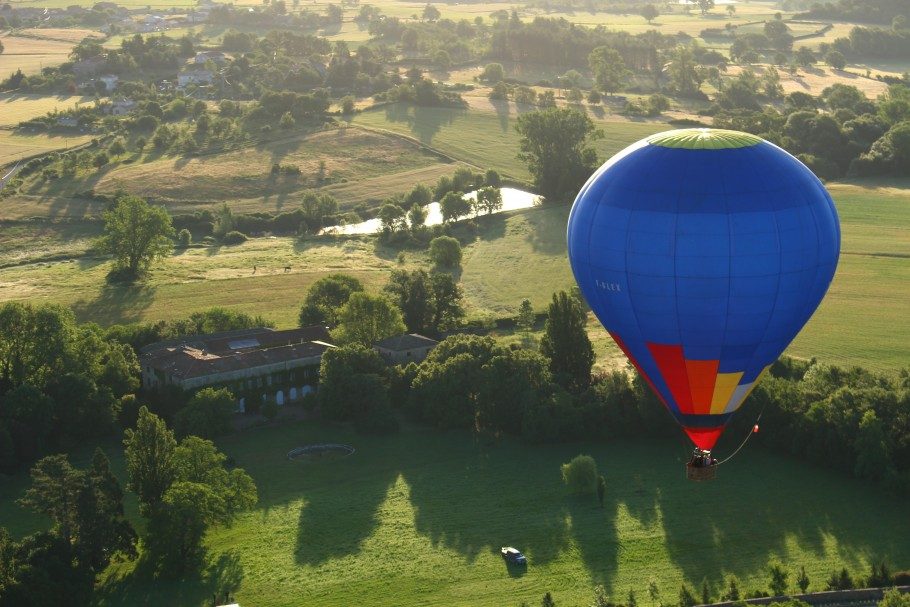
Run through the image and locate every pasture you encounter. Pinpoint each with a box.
[16,126,465,214]
[350,104,669,180]
[0,176,906,373]
[0,33,76,76]
[3,420,908,607]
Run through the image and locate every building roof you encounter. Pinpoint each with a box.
[375,333,439,351]
[141,326,333,380]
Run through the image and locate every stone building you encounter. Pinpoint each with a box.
[140,326,333,412]
[374,333,438,365]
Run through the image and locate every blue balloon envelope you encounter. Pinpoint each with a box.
[567,129,840,450]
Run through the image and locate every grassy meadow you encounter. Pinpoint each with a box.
[0,130,93,165]
[350,104,669,181]
[0,94,98,126]
[0,176,906,373]
[3,420,908,607]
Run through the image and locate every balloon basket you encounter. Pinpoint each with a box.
[686,462,717,481]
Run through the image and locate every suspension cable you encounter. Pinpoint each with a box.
[715,410,764,466]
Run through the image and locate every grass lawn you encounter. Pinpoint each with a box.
[0,33,76,76]
[350,104,669,181]
[0,94,98,127]
[4,420,907,607]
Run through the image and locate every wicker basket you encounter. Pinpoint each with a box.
[686,462,717,481]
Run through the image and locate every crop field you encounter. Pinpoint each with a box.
[14,27,104,43]
[0,94,97,126]
[0,130,93,165]
[350,104,669,180]
[724,65,890,100]
[2,420,907,607]
[18,126,461,214]
[0,33,76,76]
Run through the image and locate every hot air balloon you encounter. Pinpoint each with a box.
[567,128,840,480]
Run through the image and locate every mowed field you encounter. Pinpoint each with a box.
[3,421,908,607]
[0,94,97,126]
[0,96,95,166]
[0,130,93,165]
[0,33,76,76]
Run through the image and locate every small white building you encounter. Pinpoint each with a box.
[177,68,214,87]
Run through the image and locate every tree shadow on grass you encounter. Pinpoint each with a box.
[293,440,401,566]
[94,550,244,607]
[524,203,570,255]
[69,281,156,325]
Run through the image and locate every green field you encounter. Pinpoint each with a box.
[3,420,907,607]
[0,130,93,165]
[351,104,669,181]
[0,175,906,372]
[0,33,77,76]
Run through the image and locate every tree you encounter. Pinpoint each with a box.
[796,566,810,593]
[517,298,535,334]
[769,563,789,596]
[379,202,407,233]
[562,69,583,89]
[93,151,109,168]
[561,454,597,495]
[723,577,740,601]
[702,579,711,604]
[108,138,126,157]
[484,169,502,187]
[408,203,427,229]
[879,588,910,607]
[300,192,339,233]
[385,269,434,334]
[422,3,440,21]
[429,235,462,267]
[123,406,177,515]
[341,95,356,114]
[173,387,236,439]
[596,474,606,508]
[177,228,191,247]
[540,291,594,391]
[854,409,894,481]
[649,579,661,605]
[542,592,556,607]
[667,46,704,97]
[697,0,714,15]
[405,183,433,206]
[679,584,697,607]
[480,62,505,83]
[97,195,174,277]
[795,47,816,68]
[430,272,465,331]
[826,50,846,70]
[726,4,735,17]
[516,108,602,201]
[132,427,256,575]
[18,455,84,545]
[640,4,659,24]
[440,191,472,222]
[566,88,584,104]
[279,111,296,129]
[299,273,364,326]
[332,292,406,347]
[588,47,631,95]
[317,345,389,422]
[475,186,503,215]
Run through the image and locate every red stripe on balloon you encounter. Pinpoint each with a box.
[608,331,666,406]
[683,426,724,451]
[647,343,694,414]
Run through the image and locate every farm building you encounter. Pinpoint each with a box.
[140,326,333,412]
[375,333,438,364]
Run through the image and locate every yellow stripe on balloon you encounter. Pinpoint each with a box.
[710,372,742,414]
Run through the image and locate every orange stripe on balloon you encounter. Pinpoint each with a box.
[647,343,694,414]
[685,359,719,415]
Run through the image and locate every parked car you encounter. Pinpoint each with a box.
[500,547,527,565]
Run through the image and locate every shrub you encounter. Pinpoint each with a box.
[429,235,462,267]
[222,230,248,245]
[177,228,192,248]
[561,454,597,495]
[260,401,279,420]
